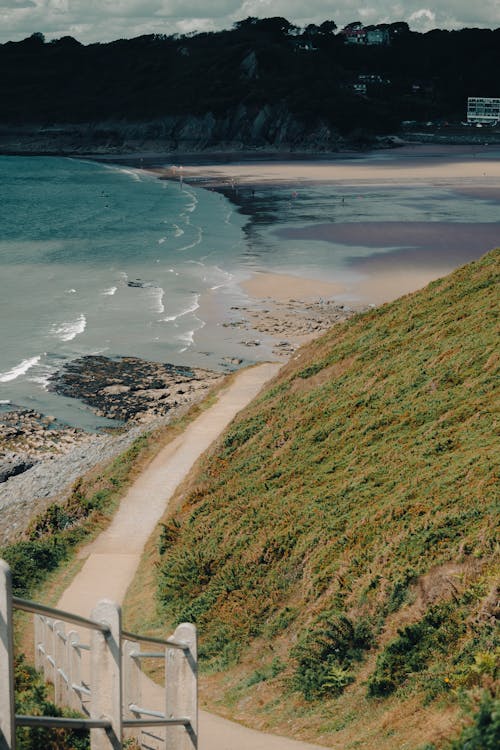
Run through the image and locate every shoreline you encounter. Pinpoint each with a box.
[2,145,500,541]
[143,143,500,308]
[143,143,500,188]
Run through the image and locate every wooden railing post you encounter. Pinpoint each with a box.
[46,618,57,688]
[122,640,142,744]
[54,621,68,707]
[90,600,122,750]
[34,615,43,672]
[67,630,83,713]
[0,560,16,750]
[165,623,198,750]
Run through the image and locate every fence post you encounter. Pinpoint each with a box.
[34,615,43,672]
[0,560,16,750]
[46,618,56,688]
[90,600,122,750]
[54,621,68,707]
[122,640,142,743]
[165,623,198,750]
[67,630,83,713]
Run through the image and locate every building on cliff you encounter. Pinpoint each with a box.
[467,97,500,125]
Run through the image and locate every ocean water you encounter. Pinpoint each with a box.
[1,153,499,428]
[0,156,251,427]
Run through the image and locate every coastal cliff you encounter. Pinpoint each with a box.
[2,21,499,155]
[0,105,349,155]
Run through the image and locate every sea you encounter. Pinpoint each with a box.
[1,152,499,429]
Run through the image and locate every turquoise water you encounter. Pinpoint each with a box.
[0,156,250,426]
[1,153,498,428]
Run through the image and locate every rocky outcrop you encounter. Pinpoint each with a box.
[0,355,223,544]
[0,453,36,483]
[0,409,94,475]
[48,355,223,422]
[0,104,347,155]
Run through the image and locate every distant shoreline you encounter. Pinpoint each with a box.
[138,144,500,306]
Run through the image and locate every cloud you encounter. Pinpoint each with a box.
[408,8,436,31]
[0,0,499,44]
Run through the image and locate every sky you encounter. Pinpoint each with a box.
[1,0,499,45]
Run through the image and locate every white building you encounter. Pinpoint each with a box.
[467,97,500,125]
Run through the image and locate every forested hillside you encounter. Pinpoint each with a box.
[142,250,499,749]
[1,18,499,150]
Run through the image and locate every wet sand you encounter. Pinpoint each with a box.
[242,272,344,301]
[274,221,500,304]
[165,146,500,306]
[200,272,361,360]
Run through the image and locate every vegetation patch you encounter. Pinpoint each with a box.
[14,653,89,750]
[290,613,373,699]
[1,434,149,597]
[2,400,220,749]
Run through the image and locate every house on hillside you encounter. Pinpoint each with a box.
[342,23,390,45]
[365,27,390,45]
[342,23,366,44]
[467,97,500,125]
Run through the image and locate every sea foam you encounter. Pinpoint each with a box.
[178,227,203,253]
[0,355,42,383]
[178,329,195,352]
[161,294,200,322]
[151,287,165,314]
[51,313,87,342]
[102,286,117,296]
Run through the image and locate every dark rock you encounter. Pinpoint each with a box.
[48,355,222,422]
[0,455,36,483]
[127,280,158,288]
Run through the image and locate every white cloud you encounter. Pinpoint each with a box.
[0,0,498,43]
[408,8,436,31]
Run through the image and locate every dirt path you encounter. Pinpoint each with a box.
[56,363,323,750]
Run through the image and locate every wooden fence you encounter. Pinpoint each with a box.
[0,560,197,750]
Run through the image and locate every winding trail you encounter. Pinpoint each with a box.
[56,363,322,750]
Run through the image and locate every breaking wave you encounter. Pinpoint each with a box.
[51,313,87,342]
[0,355,42,383]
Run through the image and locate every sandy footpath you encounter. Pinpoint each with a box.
[56,362,323,749]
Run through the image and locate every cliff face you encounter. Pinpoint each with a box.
[0,104,346,154]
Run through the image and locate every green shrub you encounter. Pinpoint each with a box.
[450,692,500,749]
[2,539,70,597]
[368,602,465,697]
[291,614,373,700]
[15,654,89,750]
[245,658,285,687]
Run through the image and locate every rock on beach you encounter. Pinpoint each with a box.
[0,354,224,545]
[47,354,223,422]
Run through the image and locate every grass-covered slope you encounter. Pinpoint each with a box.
[154,250,499,748]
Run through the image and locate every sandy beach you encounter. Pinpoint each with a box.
[158,144,500,188]
[156,144,500,307]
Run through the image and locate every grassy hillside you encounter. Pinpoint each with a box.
[145,249,499,748]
